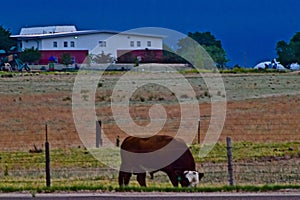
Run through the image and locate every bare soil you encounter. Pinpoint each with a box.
[0,72,300,151]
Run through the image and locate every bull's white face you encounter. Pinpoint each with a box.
[184,171,200,187]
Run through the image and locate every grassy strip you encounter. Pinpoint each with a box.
[0,184,299,193]
[220,68,288,74]
[0,68,291,77]
[1,142,299,171]
[191,141,300,163]
[178,68,290,74]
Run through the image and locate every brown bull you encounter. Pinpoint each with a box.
[118,135,204,187]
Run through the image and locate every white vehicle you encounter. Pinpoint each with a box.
[289,63,300,71]
[254,59,287,71]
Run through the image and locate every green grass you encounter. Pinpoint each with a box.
[220,68,288,74]
[0,148,106,172]
[1,141,299,172]
[178,68,290,74]
[0,67,290,78]
[40,71,74,75]
[178,69,214,74]
[0,183,299,193]
[0,71,14,75]
[190,141,300,163]
[0,142,299,193]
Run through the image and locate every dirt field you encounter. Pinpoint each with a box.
[0,72,300,151]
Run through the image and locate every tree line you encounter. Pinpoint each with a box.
[276,32,300,67]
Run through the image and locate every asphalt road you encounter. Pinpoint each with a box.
[0,192,300,200]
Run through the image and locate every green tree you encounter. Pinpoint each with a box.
[19,47,41,64]
[0,25,17,52]
[163,43,174,52]
[177,35,216,69]
[276,41,295,66]
[290,32,300,64]
[60,53,73,67]
[204,45,228,68]
[177,31,228,68]
[162,43,185,63]
[188,31,222,48]
[276,32,300,66]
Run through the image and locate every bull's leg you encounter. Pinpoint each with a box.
[118,171,132,186]
[118,171,125,186]
[136,173,147,187]
[123,172,132,186]
[166,171,179,187]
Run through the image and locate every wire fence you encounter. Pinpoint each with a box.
[0,120,299,187]
[0,152,299,186]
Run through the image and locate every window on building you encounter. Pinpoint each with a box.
[70,41,75,47]
[53,41,58,48]
[137,41,141,47]
[130,41,134,47]
[99,41,106,47]
[64,41,68,47]
[147,41,152,47]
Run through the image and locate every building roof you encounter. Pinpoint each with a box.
[20,25,77,35]
[11,25,165,40]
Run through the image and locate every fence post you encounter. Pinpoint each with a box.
[197,120,201,144]
[45,124,51,187]
[226,137,234,186]
[96,120,102,147]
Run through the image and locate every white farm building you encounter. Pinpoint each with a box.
[11,25,164,65]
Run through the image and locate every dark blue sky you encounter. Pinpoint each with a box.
[2,0,300,67]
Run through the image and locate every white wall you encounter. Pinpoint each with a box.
[21,40,41,50]
[20,32,163,59]
[90,33,163,58]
